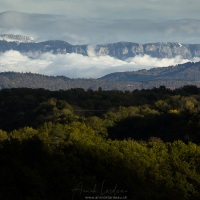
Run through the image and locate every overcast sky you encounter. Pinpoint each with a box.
[0,0,200,78]
[0,0,200,44]
[0,0,200,20]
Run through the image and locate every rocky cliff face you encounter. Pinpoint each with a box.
[95,42,200,59]
[0,34,200,60]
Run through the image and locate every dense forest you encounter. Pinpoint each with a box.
[2,66,200,91]
[1,86,200,199]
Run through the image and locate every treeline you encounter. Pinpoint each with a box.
[2,72,200,91]
[1,85,200,143]
[0,86,200,199]
[0,122,200,199]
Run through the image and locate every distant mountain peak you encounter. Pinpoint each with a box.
[0,34,34,43]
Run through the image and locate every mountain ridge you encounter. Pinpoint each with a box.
[100,61,200,82]
[0,34,200,60]
[1,61,200,91]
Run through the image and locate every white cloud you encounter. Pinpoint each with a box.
[126,55,198,68]
[87,45,97,57]
[0,50,50,73]
[0,50,199,78]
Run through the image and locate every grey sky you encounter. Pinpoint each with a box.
[0,0,199,44]
[0,0,200,20]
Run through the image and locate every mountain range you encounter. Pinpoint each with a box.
[0,34,200,60]
[1,61,200,91]
[1,34,200,90]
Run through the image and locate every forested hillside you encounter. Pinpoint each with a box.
[2,69,200,91]
[1,86,200,199]
[101,61,200,81]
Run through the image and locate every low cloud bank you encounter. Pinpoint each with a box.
[0,50,199,78]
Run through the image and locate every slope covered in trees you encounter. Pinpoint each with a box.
[2,62,200,91]
[0,86,200,199]
[100,61,200,81]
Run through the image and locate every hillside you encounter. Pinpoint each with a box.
[2,62,200,90]
[0,72,200,91]
[100,61,200,82]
